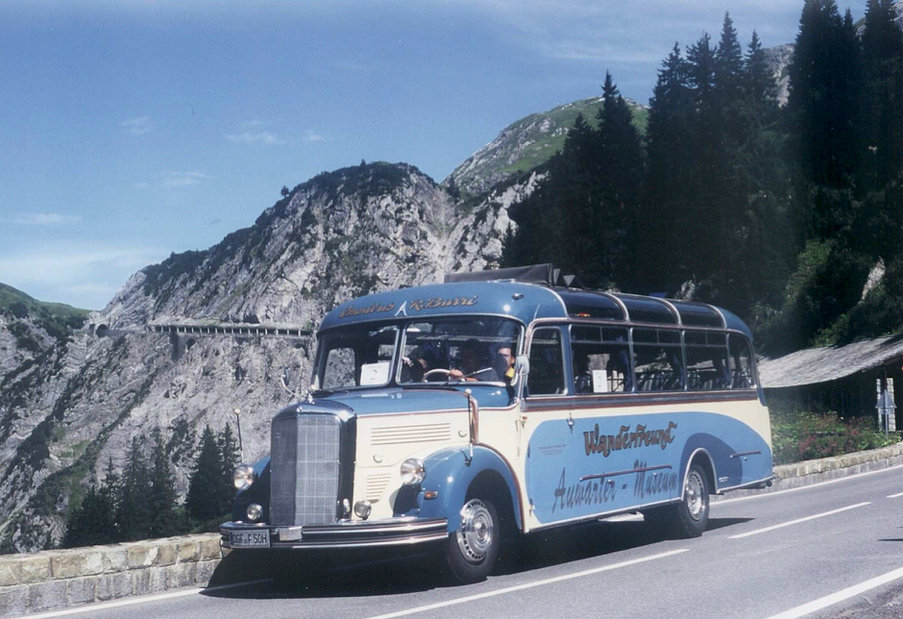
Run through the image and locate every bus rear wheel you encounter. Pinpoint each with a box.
[643,463,710,539]
[446,497,500,584]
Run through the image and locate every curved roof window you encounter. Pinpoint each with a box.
[615,294,678,324]
[671,300,725,328]
[557,290,625,320]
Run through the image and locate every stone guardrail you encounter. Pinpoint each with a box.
[0,533,222,616]
[2,441,903,616]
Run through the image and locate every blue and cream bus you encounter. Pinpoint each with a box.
[221,265,773,583]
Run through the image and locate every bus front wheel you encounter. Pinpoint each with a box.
[446,497,500,583]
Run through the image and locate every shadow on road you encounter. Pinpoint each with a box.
[203,514,754,600]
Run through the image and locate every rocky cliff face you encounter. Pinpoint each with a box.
[0,160,535,552]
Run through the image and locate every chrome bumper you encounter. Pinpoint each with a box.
[220,517,448,549]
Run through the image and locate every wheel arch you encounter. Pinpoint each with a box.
[685,448,716,497]
[419,445,523,533]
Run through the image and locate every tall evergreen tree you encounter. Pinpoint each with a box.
[186,426,226,524]
[116,437,152,541]
[642,43,694,290]
[63,474,117,548]
[858,0,903,260]
[147,429,179,538]
[597,72,644,287]
[218,423,241,517]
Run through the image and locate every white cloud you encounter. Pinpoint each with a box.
[227,120,287,145]
[161,170,210,188]
[120,116,153,136]
[304,130,326,143]
[11,212,83,226]
[226,131,286,145]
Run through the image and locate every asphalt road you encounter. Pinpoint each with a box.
[39,464,903,619]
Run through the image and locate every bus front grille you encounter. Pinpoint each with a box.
[270,413,342,526]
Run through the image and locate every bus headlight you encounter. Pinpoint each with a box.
[400,458,425,485]
[233,464,255,491]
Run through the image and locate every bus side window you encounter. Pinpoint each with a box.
[528,328,566,396]
[685,331,729,391]
[633,328,683,392]
[570,326,629,393]
[729,334,756,388]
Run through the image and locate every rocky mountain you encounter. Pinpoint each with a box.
[446,96,647,196]
[0,159,542,552]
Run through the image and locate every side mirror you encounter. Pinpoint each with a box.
[513,354,530,385]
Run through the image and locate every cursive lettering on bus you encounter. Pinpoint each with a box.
[583,422,678,457]
[633,460,680,499]
[339,302,396,318]
[340,295,478,319]
[551,467,617,513]
[408,295,478,312]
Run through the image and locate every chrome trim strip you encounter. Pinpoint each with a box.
[221,518,448,549]
[580,464,672,483]
[730,450,763,459]
[716,475,775,494]
[276,532,448,549]
[525,389,760,411]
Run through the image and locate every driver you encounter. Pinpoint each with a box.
[450,339,499,382]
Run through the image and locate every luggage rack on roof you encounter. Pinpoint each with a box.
[444,263,584,288]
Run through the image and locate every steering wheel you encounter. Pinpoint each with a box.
[423,368,452,380]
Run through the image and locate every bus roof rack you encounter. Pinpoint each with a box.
[444,263,584,288]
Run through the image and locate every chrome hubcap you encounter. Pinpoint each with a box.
[686,470,705,521]
[456,499,494,563]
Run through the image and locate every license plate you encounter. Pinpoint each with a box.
[230,529,270,548]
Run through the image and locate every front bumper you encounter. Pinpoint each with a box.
[220,517,448,549]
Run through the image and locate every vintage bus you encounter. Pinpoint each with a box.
[221,265,773,583]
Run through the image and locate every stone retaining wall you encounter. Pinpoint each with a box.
[0,533,221,616]
[3,441,902,616]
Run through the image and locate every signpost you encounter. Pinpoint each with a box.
[876,378,896,433]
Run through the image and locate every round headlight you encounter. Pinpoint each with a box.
[246,503,262,522]
[400,458,425,485]
[233,464,255,491]
[353,500,372,520]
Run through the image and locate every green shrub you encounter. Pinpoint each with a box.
[771,410,901,465]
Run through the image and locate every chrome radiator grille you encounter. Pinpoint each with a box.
[270,413,342,526]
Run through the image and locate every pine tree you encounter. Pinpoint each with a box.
[63,473,117,548]
[116,437,152,541]
[858,0,903,260]
[218,423,241,517]
[643,43,694,290]
[186,426,225,524]
[597,72,644,287]
[147,429,179,538]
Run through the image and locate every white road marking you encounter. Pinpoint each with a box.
[766,565,903,619]
[712,463,903,506]
[365,548,690,619]
[887,491,903,498]
[728,502,871,539]
[28,579,272,618]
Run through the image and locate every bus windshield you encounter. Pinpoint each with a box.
[314,317,520,390]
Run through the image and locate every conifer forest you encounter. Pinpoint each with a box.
[504,0,903,357]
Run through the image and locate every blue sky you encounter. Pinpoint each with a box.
[0,0,868,310]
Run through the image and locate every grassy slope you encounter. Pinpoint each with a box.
[497,98,649,178]
[0,283,90,339]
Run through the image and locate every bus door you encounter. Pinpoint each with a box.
[522,325,636,526]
